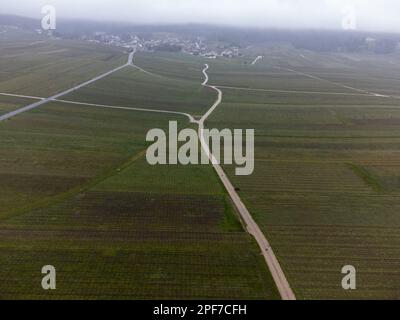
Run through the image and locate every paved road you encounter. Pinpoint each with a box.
[0,52,134,122]
[199,64,296,300]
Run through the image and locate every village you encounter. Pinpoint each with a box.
[85,31,242,59]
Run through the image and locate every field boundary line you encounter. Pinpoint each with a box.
[0,92,196,122]
[0,92,45,100]
[276,66,393,98]
[199,64,296,300]
[54,99,196,122]
[129,63,164,78]
[215,85,373,97]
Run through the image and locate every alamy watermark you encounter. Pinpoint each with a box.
[41,265,56,290]
[41,5,57,31]
[146,121,255,176]
[342,5,357,31]
[342,265,356,290]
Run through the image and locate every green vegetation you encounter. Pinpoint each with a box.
[64,67,214,116]
[0,30,126,97]
[133,51,207,82]
[0,45,279,299]
[3,31,400,300]
[1,153,279,299]
[207,51,400,299]
[0,95,37,115]
[348,164,384,192]
[0,102,179,218]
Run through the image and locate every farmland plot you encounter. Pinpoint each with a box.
[207,73,400,299]
[133,51,207,82]
[0,148,280,299]
[0,49,280,299]
[64,65,214,116]
[0,101,183,218]
[0,32,125,97]
[0,95,38,116]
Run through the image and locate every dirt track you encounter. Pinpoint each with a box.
[199,64,296,300]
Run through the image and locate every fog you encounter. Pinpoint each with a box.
[0,0,399,33]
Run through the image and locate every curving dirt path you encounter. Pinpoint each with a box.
[0,55,298,299]
[251,55,263,65]
[199,64,296,300]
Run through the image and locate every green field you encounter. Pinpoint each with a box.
[0,30,125,98]
[64,67,214,116]
[0,95,38,115]
[2,28,400,300]
[133,51,207,82]
[0,42,279,299]
[207,53,400,299]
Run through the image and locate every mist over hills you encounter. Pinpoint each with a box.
[1,13,400,54]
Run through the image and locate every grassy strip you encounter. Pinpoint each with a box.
[220,196,244,232]
[347,163,384,192]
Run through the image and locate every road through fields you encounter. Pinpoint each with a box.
[199,64,296,300]
[0,53,295,299]
[0,52,135,121]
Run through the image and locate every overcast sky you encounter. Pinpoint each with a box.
[0,0,399,33]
